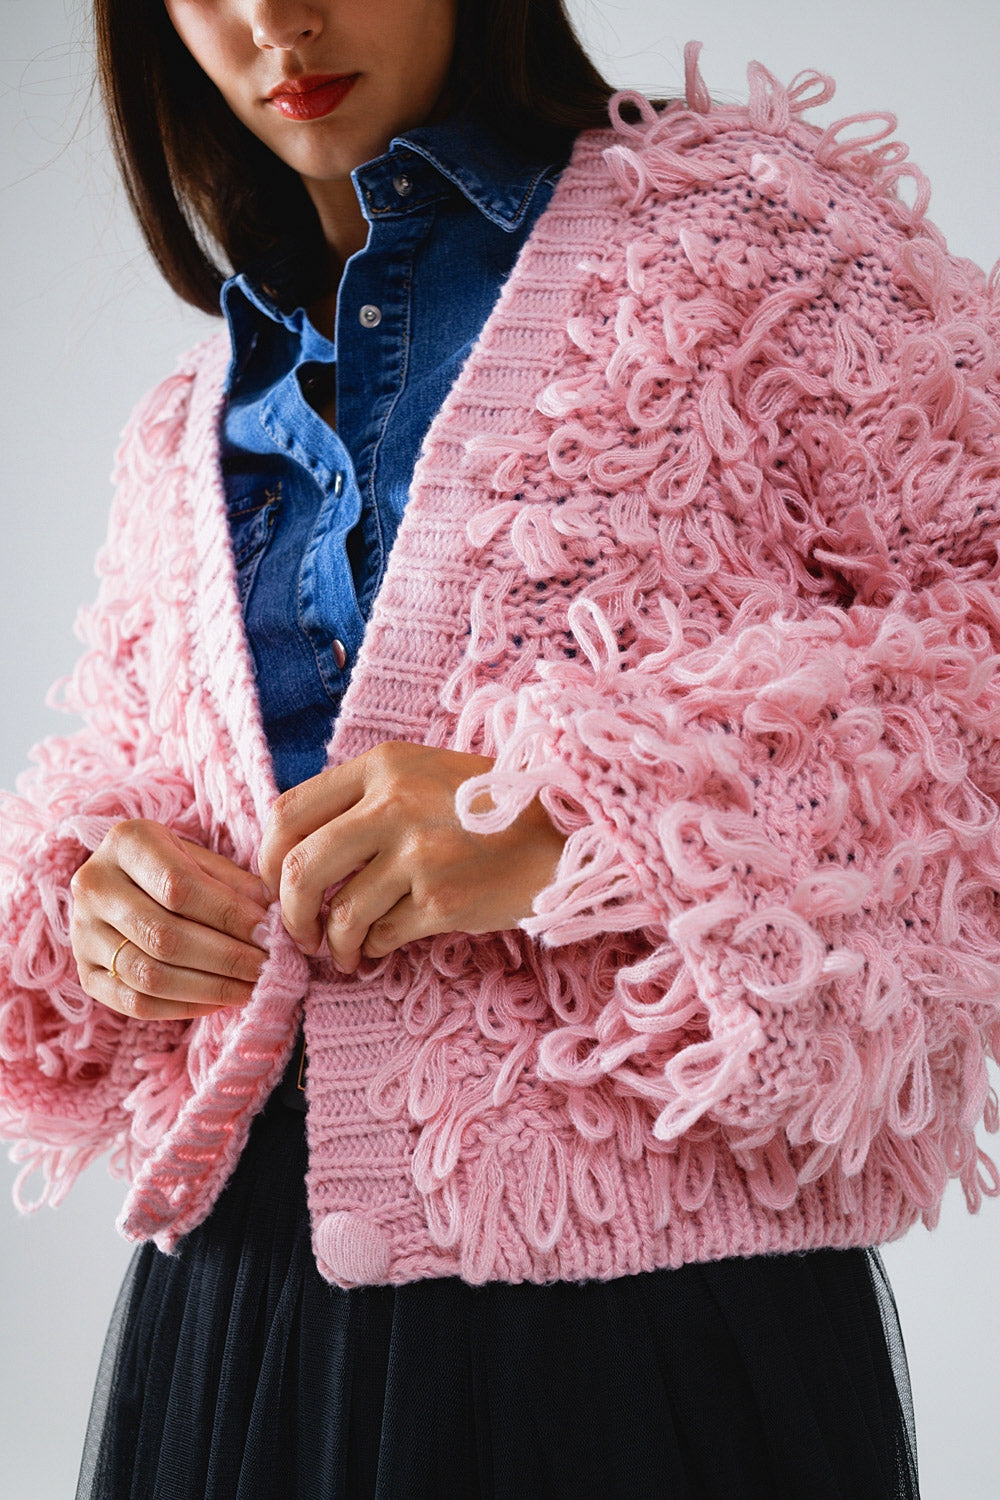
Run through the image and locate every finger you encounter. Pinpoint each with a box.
[102,928,258,1008]
[322,856,411,972]
[181,839,272,907]
[275,802,383,954]
[76,878,268,990]
[359,888,461,963]
[111,823,271,946]
[79,955,246,1022]
[258,761,365,897]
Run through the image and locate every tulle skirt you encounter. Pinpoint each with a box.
[77,1086,920,1499]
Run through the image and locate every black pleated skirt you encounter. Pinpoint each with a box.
[76,1083,920,1500]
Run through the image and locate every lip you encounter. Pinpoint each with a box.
[266,73,359,121]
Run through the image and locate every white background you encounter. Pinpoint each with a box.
[2,1,999,1495]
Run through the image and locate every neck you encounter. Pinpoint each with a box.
[302,176,370,339]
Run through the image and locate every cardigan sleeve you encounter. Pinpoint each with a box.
[453,108,1000,1218]
[0,370,207,1209]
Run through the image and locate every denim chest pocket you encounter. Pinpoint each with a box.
[227,480,281,608]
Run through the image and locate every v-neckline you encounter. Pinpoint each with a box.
[179,127,613,834]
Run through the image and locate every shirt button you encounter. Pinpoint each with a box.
[333,471,344,498]
[332,639,348,670]
[392,173,413,197]
[359,304,382,328]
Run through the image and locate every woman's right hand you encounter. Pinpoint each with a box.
[69,819,272,1021]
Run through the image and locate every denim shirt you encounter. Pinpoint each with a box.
[221,113,563,795]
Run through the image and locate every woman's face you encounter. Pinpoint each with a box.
[164,0,459,190]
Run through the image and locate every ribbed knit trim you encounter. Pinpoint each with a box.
[114,343,312,1246]
[291,129,631,1281]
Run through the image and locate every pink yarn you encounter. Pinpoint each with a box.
[2,46,999,1287]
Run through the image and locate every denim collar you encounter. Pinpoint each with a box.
[222,110,562,326]
[376,109,560,231]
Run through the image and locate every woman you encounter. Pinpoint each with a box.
[3,0,999,1493]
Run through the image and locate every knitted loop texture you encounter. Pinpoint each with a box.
[2,44,999,1286]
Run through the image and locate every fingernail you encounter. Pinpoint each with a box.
[252,921,271,948]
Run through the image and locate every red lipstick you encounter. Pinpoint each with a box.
[267,73,359,121]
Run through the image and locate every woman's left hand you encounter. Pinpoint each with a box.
[257,742,566,972]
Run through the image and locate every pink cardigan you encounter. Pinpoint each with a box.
[3,51,1000,1288]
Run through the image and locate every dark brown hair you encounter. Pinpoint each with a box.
[94,0,617,314]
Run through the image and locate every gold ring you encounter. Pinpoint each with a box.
[109,936,130,980]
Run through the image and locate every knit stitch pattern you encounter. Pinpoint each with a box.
[2,46,999,1287]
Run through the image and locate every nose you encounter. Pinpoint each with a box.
[250,0,323,50]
